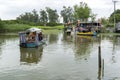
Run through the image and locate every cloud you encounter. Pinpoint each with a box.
[0,0,120,20]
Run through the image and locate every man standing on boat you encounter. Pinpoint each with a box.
[75,20,83,32]
[75,20,89,32]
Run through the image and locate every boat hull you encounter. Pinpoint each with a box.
[76,32,97,36]
[20,41,45,48]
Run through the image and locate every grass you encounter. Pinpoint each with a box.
[3,24,64,32]
[36,25,64,30]
[100,33,120,36]
[4,24,31,32]
[42,29,62,34]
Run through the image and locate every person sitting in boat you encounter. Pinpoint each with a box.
[76,20,90,32]
[64,23,67,32]
[81,25,90,32]
[66,21,72,31]
[27,32,36,42]
[38,32,43,41]
[86,25,91,32]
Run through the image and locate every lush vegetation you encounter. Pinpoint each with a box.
[16,8,60,26]
[0,19,5,32]
[16,2,95,25]
[1,1,120,33]
[61,6,74,23]
[109,9,120,23]
[74,2,91,22]
[1,23,64,32]
[0,1,94,32]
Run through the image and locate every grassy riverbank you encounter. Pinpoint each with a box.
[2,24,64,32]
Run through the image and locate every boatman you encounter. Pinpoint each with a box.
[75,20,82,32]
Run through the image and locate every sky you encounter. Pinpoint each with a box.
[0,0,120,20]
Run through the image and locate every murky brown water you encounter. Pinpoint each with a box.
[0,31,120,80]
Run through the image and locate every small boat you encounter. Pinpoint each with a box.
[75,22,101,36]
[64,22,73,35]
[76,31,97,36]
[65,27,73,35]
[19,28,45,48]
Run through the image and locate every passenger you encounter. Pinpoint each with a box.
[86,25,90,32]
[67,21,72,31]
[38,32,43,41]
[27,32,36,42]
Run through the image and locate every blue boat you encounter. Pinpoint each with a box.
[19,28,45,48]
[75,21,101,36]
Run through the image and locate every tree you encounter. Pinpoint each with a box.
[109,9,120,23]
[60,6,74,23]
[46,7,59,23]
[73,2,91,22]
[100,17,109,25]
[39,9,48,25]
[90,13,97,22]
[0,18,2,26]
[16,9,39,25]
[0,19,5,32]
[31,9,39,23]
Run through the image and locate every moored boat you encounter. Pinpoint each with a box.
[19,28,45,48]
[75,21,101,36]
[64,21,73,35]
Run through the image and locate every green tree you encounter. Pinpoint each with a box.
[46,7,59,23]
[73,2,91,22]
[39,9,48,25]
[60,6,74,23]
[109,9,120,23]
[0,19,5,32]
[90,13,97,22]
[101,17,109,25]
[17,12,32,23]
[16,9,39,25]
[31,9,39,23]
[0,18,2,26]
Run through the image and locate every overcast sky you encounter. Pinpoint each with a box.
[0,0,120,20]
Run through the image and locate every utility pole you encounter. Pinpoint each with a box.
[112,0,118,28]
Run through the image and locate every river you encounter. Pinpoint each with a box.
[0,31,120,80]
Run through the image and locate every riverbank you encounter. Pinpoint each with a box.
[1,24,64,32]
[0,30,62,37]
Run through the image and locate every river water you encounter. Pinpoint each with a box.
[0,31,120,80]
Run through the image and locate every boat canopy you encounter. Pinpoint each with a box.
[79,22,101,27]
[26,27,42,33]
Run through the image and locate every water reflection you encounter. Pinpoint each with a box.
[1,32,120,80]
[111,35,120,64]
[47,34,58,44]
[101,34,120,64]
[0,34,18,56]
[74,35,98,60]
[114,35,120,45]
[63,33,74,43]
[20,47,43,65]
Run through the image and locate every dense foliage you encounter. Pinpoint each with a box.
[16,2,93,25]
[73,2,91,22]
[109,9,120,23]
[60,6,74,23]
[0,1,102,32]
[0,19,5,32]
[16,8,59,26]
